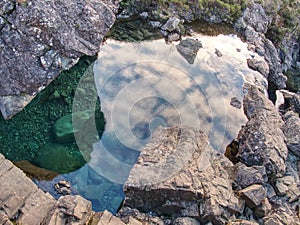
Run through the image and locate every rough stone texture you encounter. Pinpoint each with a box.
[238,184,266,208]
[247,58,269,78]
[278,90,300,114]
[282,111,300,156]
[0,153,56,225]
[0,0,117,119]
[231,162,266,189]
[92,210,126,225]
[237,84,288,178]
[275,176,300,202]
[176,38,203,64]
[124,126,243,224]
[235,4,287,89]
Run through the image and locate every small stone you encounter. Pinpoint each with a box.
[254,198,272,218]
[230,97,242,109]
[139,12,148,20]
[239,184,266,208]
[247,58,269,77]
[173,217,200,225]
[215,48,222,57]
[176,38,203,64]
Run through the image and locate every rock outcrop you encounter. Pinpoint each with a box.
[124,126,243,224]
[0,0,117,119]
[236,84,288,178]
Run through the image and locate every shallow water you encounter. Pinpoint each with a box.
[73,34,267,185]
[0,28,267,213]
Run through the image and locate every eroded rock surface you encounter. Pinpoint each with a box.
[0,0,117,119]
[236,84,288,178]
[124,126,243,224]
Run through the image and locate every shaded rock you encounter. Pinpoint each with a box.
[237,84,288,178]
[262,203,300,225]
[232,162,266,189]
[0,0,117,119]
[238,184,266,208]
[278,90,300,114]
[13,160,58,181]
[176,38,203,64]
[247,58,269,78]
[161,16,181,32]
[33,143,85,174]
[45,195,93,225]
[117,207,165,225]
[282,111,300,156]
[254,198,272,218]
[124,126,242,224]
[275,176,300,202]
[54,180,72,195]
[230,97,242,109]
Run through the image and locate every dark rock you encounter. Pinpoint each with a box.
[254,198,272,218]
[237,84,288,178]
[0,0,117,119]
[238,184,266,208]
[124,126,242,224]
[230,97,242,109]
[247,58,269,78]
[173,217,200,225]
[279,90,300,114]
[176,38,203,64]
[232,162,266,189]
[282,111,300,156]
[215,48,222,57]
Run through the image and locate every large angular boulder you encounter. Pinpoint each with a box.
[124,126,243,224]
[0,0,117,119]
[236,84,288,178]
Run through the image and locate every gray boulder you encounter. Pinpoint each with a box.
[124,126,243,224]
[237,84,288,178]
[0,0,117,119]
[176,38,203,64]
[282,111,300,156]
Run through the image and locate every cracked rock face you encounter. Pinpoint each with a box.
[237,84,288,178]
[124,126,243,224]
[0,0,117,119]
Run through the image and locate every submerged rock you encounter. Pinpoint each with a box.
[124,126,242,224]
[33,143,85,174]
[0,0,117,119]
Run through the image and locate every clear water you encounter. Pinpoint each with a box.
[0,23,267,213]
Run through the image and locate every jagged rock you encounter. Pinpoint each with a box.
[230,97,242,109]
[231,162,266,189]
[254,198,272,218]
[247,58,269,77]
[275,176,300,202]
[92,210,126,225]
[237,84,288,178]
[45,195,93,225]
[176,38,203,64]
[0,154,57,225]
[278,90,300,114]
[238,184,266,208]
[173,217,200,225]
[124,126,242,224]
[161,16,182,32]
[282,111,300,156]
[0,0,117,119]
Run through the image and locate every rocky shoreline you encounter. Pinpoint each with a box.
[1,0,300,224]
